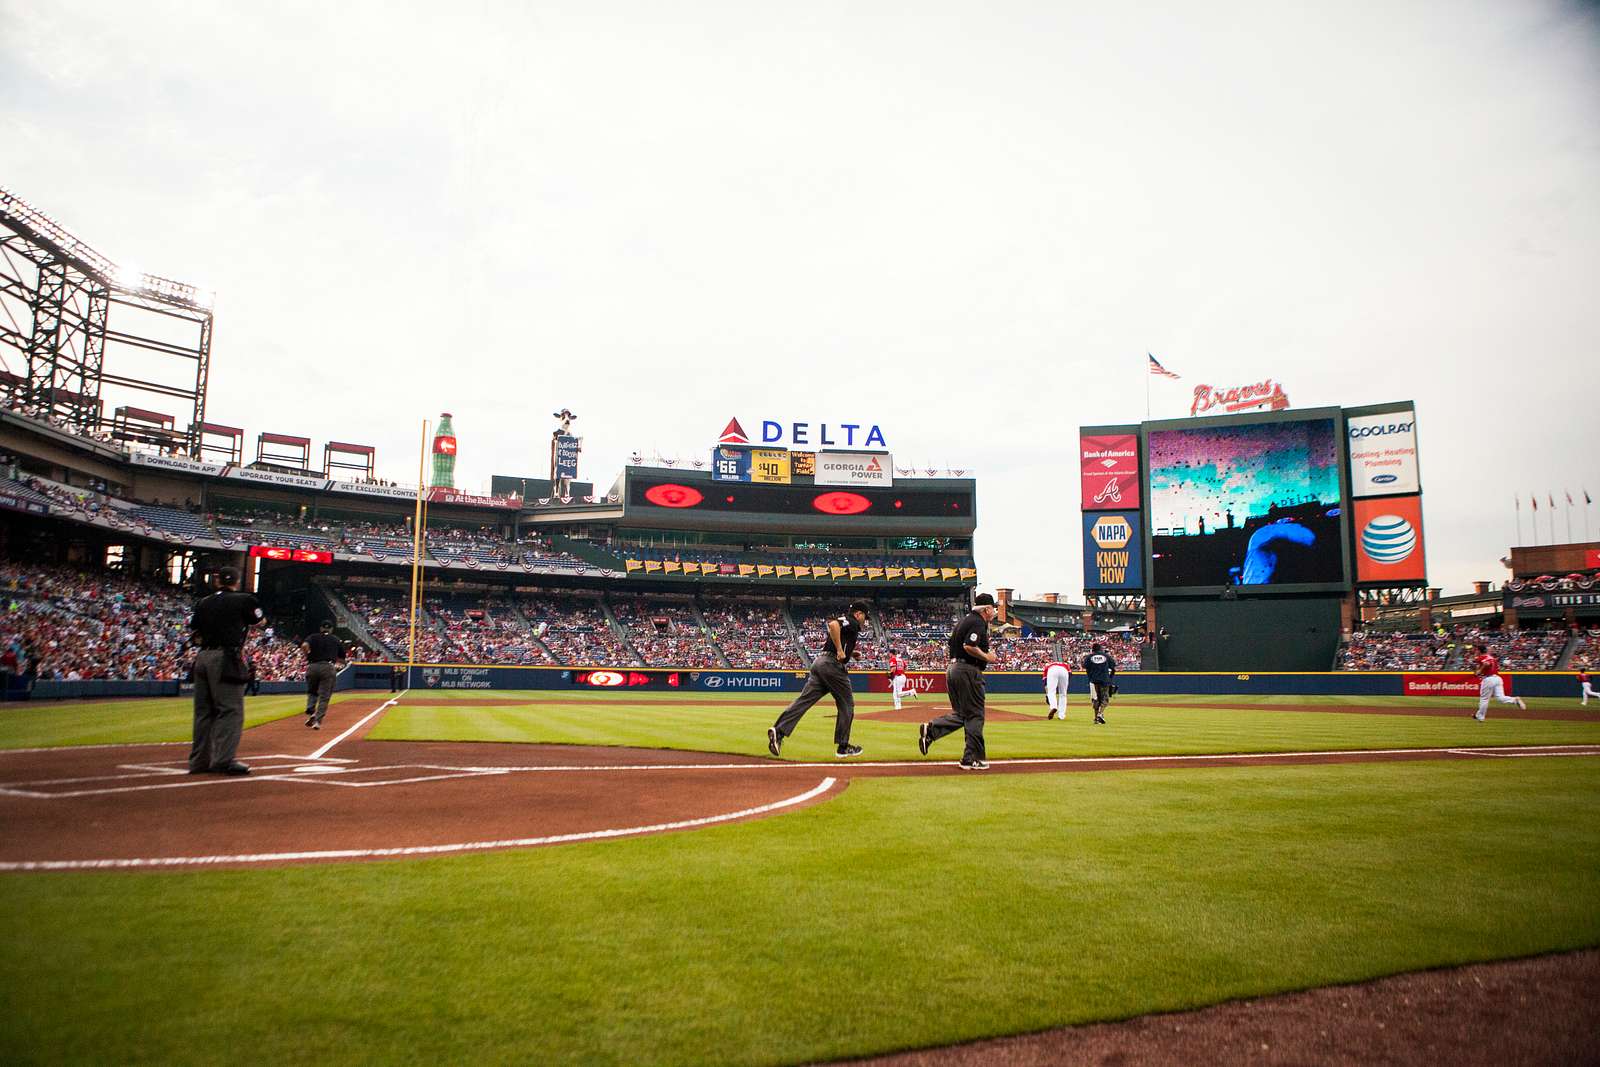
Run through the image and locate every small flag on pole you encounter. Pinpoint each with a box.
[1586,489,1593,505]
[1566,490,1574,505]
[1148,353,1181,379]
[1549,492,1556,508]
[1532,494,1538,512]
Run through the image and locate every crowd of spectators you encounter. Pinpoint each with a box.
[610,596,723,668]
[1456,625,1570,670]
[2,562,198,681]
[1338,629,1453,670]
[702,598,804,669]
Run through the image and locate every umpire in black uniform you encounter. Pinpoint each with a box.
[188,566,265,775]
[302,621,345,730]
[767,601,870,759]
[919,593,998,769]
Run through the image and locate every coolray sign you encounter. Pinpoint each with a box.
[1403,673,1510,698]
[690,671,789,690]
[814,451,893,487]
[129,452,224,477]
[1347,412,1420,497]
[716,418,887,449]
[1189,380,1291,417]
[1079,433,1140,510]
[1082,512,1143,589]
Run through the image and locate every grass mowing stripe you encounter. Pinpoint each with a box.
[0,694,333,749]
[2,758,1596,1065]
[369,694,1600,761]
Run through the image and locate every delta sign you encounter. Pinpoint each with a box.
[718,417,887,450]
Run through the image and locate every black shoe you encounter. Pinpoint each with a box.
[1094,713,1106,725]
[214,761,251,776]
[305,715,316,727]
[836,743,863,759]
[959,759,989,770]
[918,722,931,755]
[187,766,209,775]
[312,721,321,730]
[767,727,782,758]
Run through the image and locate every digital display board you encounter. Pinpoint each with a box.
[1146,412,1347,591]
[569,669,682,689]
[248,545,334,564]
[628,476,970,518]
[1080,432,1140,510]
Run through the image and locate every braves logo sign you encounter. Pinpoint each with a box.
[1189,380,1291,416]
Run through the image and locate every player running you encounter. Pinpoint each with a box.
[1042,658,1071,719]
[1579,665,1596,707]
[1082,643,1116,725]
[888,649,918,710]
[1472,643,1525,721]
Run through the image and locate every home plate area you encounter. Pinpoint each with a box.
[0,755,507,799]
[0,739,842,870]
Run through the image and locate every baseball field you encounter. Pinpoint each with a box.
[2,688,1598,1064]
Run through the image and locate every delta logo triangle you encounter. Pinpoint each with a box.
[718,418,749,445]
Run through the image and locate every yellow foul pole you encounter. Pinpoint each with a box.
[407,418,429,669]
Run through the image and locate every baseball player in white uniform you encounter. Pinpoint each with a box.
[1472,644,1526,721]
[1042,659,1071,719]
[888,650,917,710]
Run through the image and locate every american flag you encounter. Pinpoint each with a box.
[1148,353,1180,379]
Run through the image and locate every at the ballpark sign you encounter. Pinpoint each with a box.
[1080,433,1140,510]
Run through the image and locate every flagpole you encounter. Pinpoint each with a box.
[1145,354,1151,420]
[1566,496,1573,544]
[1515,495,1522,547]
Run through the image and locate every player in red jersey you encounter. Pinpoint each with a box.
[1579,665,1596,707]
[1042,659,1071,719]
[1472,643,1526,721]
[888,649,917,710]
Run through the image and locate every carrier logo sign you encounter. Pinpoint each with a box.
[1347,411,1420,497]
[1079,433,1140,510]
[1360,515,1416,563]
[1082,512,1143,589]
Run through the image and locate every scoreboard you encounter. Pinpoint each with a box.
[624,469,975,533]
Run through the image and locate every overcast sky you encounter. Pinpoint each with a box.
[3,1,1597,598]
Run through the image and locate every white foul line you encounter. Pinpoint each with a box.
[308,691,405,759]
[0,776,840,871]
[453,742,1600,774]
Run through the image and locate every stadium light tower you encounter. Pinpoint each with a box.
[0,187,214,448]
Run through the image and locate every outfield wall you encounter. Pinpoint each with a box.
[375,664,1589,701]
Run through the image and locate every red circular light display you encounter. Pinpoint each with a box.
[643,484,704,508]
[893,500,903,509]
[578,670,625,687]
[812,491,872,515]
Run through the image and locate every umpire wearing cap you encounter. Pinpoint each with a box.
[919,593,998,769]
[767,601,870,759]
[188,566,265,775]
[302,621,345,730]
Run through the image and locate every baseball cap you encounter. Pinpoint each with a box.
[973,593,996,606]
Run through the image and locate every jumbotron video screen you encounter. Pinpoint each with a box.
[1147,415,1346,590]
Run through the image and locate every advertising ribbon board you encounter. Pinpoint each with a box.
[711,445,752,482]
[1403,674,1510,698]
[130,453,224,477]
[814,451,892,487]
[1347,412,1420,497]
[224,466,330,491]
[749,449,791,484]
[1081,512,1143,589]
[1079,433,1140,510]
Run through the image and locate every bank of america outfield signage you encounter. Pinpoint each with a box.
[1347,411,1419,497]
[1081,512,1143,589]
[1079,433,1140,510]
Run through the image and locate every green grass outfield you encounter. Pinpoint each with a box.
[369,689,1600,761]
[2,690,1598,1064]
